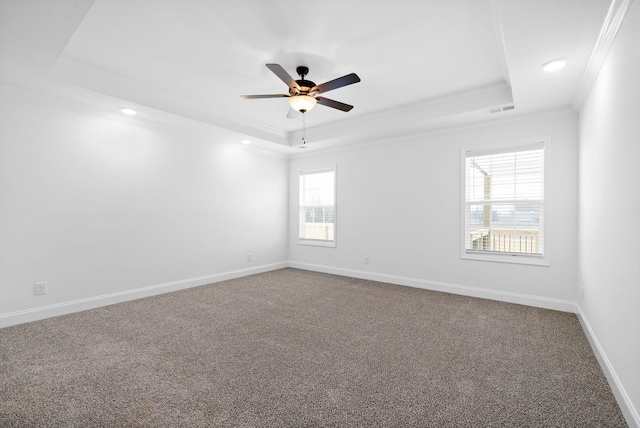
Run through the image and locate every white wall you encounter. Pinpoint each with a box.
[578,0,640,424]
[289,112,579,310]
[0,89,289,325]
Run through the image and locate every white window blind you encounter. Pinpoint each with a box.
[464,142,544,258]
[299,168,335,245]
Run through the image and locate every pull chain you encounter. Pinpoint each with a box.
[301,112,306,145]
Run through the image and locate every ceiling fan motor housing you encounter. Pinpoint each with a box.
[290,66,315,96]
[290,79,316,96]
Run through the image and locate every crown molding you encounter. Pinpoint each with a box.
[488,0,511,85]
[51,55,290,146]
[289,106,576,158]
[289,82,513,146]
[0,82,150,128]
[317,81,512,132]
[572,0,634,111]
[3,78,575,161]
[0,82,290,158]
[50,56,517,152]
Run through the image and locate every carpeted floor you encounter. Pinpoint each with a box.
[0,268,627,427]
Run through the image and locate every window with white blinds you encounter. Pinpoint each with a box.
[463,142,546,264]
[299,168,336,246]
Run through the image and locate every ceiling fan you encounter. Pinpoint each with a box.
[240,64,361,118]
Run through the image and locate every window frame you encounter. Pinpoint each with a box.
[298,166,337,248]
[460,138,550,266]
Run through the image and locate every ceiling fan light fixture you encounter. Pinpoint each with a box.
[241,64,359,116]
[288,95,317,113]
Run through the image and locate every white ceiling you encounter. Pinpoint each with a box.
[0,0,613,153]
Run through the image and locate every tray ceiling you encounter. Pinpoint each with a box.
[0,0,613,152]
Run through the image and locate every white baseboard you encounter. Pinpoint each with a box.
[576,304,640,428]
[290,262,639,425]
[288,261,577,313]
[4,262,634,425]
[0,262,288,328]
[1,261,576,326]
[3,262,635,425]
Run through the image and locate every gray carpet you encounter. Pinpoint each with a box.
[0,268,627,427]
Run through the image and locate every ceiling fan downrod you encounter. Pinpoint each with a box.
[296,66,309,80]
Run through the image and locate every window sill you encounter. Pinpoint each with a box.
[298,239,336,248]
[462,251,549,266]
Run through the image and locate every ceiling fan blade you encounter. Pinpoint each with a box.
[286,108,299,119]
[312,73,360,94]
[266,63,300,89]
[316,97,354,112]
[240,94,289,99]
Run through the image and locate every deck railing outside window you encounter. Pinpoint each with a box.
[470,228,539,254]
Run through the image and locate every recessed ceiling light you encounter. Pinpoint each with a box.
[240,139,251,145]
[121,108,137,115]
[541,59,567,72]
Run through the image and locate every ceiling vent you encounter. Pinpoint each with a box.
[489,105,515,114]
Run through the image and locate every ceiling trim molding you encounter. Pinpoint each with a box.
[327,81,512,127]
[51,55,291,145]
[572,0,634,111]
[3,81,575,160]
[50,56,515,151]
[0,83,290,158]
[290,106,577,158]
[289,82,513,146]
[0,82,149,128]
[488,0,512,85]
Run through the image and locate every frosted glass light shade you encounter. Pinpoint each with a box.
[288,95,317,113]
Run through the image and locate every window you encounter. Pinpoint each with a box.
[299,168,336,246]
[462,141,547,265]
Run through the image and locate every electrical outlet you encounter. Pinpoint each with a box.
[247,253,252,262]
[35,282,47,295]
[364,257,370,265]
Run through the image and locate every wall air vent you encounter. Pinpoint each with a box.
[489,105,515,114]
